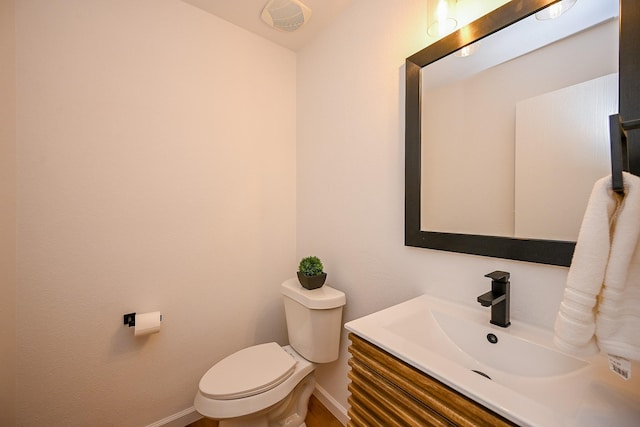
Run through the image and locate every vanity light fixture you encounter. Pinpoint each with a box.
[535,0,577,20]
[427,0,458,37]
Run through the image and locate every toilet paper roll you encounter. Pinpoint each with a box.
[134,311,162,336]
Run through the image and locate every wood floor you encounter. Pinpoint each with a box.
[187,394,343,427]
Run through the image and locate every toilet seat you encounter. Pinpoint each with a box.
[199,342,296,400]
[195,345,316,420]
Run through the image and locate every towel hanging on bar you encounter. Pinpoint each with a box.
[609,114,640,194]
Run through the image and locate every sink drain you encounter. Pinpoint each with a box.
[472,370,492,380]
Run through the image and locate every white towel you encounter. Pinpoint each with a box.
[554,172,640,361]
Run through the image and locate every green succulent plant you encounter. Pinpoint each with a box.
[298,256,324,276]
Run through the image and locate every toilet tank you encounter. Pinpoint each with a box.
[281,278,346,363]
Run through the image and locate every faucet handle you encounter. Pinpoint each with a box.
[485,270,510,282]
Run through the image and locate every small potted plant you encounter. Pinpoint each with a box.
[297,256,327,290]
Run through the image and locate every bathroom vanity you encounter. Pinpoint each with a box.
[344,295,640,427]
[347,333,515,426]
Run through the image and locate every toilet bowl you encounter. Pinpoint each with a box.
[194,278,346,427]
[195,344,315,426]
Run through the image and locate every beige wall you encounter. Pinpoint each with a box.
[15,0,296,425]
[297,0,568,411]
[0,0,16,425]
[7,0,589,423]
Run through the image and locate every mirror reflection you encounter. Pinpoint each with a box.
[420,0,619,241]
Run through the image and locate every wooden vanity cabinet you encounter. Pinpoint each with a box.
[347,333,518,427]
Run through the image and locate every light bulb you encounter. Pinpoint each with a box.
[427,0,458,38]
[535,0,578,21]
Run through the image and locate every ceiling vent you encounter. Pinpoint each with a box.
[261,0,312,32]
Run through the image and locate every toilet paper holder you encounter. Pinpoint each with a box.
[123,312,163,327]
[123,312,137,327]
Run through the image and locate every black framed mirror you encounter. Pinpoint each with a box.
[405,0,640,267]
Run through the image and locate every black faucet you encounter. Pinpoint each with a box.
[477,271,511,328]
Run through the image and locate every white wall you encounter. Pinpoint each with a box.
[297,0,569,412]
[0,0,17,425]
[15,0,296,425]
[515,73,617,241]
[8,0,594,423]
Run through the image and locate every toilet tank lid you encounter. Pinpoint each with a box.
[281,278,346,309]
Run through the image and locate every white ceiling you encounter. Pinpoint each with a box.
[180,0,353,51]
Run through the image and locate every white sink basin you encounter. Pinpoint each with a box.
[345,294,640,427]
[387,304,587,378]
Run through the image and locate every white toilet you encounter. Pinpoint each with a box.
[194,278,346,427]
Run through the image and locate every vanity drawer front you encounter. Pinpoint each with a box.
[347,333,517,427]
[348,357,452,426]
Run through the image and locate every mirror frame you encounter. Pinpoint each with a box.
[406,0,639,267]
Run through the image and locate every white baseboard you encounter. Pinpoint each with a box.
[313,385,349,426]
[145,406,202,427]
[148,385,348,427]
